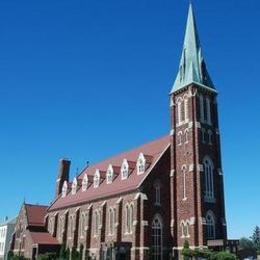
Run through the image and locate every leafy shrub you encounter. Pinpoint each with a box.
[213,251,237,260]
[37,252,57,260]
[71,246,80,260]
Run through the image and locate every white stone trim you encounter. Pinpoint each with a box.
[218,168,223,176]
[141,220,148,226]
[101,201,107,207]
[133,220,138,226]
[170,98,174,107]
[189,164,194,172]
[197,164,204,172]
[200,217,206,225]
[189,217,195,225]
[195,122,201,128]
[131,247,150,251]
[170,219,174,227]
[116,197,123,204]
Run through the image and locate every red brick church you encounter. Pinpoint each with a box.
[13,3,230,260]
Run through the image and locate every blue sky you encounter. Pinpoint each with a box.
[0,0,259,239]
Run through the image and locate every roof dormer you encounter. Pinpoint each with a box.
[71,177,78,195]
[106,164,114,184]
[93,169,100,188]
[121,159,129,180]
[82,174,88,192]
[137,153,146,175]
[61,181,68,198]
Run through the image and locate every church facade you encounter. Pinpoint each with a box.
[43,3,227,260]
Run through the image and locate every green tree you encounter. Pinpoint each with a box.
[79,244,84,260]
[182,240,192,260]
[251,226,260,250]
[7,251,14,260]
[239,237,255,250]
[59,244,66,259]
[71,246,80,260]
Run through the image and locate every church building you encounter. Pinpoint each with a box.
[13,3,229,260]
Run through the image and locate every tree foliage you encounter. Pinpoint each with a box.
[181,240,237,260]
[71,246,80,260]
[239,237,255,250]
[251,226,260,250]
[37,252,57,260]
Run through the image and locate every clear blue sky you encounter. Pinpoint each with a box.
[0,0,259,239]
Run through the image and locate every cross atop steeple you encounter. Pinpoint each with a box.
[171,3,215,93]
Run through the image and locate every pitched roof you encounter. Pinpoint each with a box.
[171,3,215,93]
[25,204,48,227]
[49,135,170,211]
[29,231,59,245]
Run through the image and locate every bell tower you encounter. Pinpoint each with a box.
[169,3,227,252]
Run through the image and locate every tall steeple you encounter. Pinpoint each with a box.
[171,3,215,93]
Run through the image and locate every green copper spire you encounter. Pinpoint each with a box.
[171,3,215,93]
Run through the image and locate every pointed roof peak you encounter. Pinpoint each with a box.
[171,3,215,94]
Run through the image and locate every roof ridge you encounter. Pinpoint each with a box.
[25,203,48,208]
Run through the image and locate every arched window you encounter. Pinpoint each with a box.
[125,203,134,234]
[177,98,182,125]
[208,130,213,145]
[180,220,190,238]
[106,164,114,184]
[58,216,63,240]
[48,218,53,234]
[203,157,214,200]
[201,128,206,143]
[129,204,134,233]
[206,211,215,239]
[154,181,161,206]
[206,97,211,125]
[80,213,86,237]
[199,94,205,123]
[108,208,115,235]
[184,96,189,122]
[94,210,100,236]
[184,129,189,143]
[137,153,146,175]
[182,165,187,200]
[69,215,74,238]
[93,170,100,188]
[185,223,190,237]
[71,177,77,195]
[61,181,68,198]
[151,215,163,260]
[181,222,185,238]
[177,131,182,146]
[125,204,129,233]
[121,159,129,180]
[82,174,88,192]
